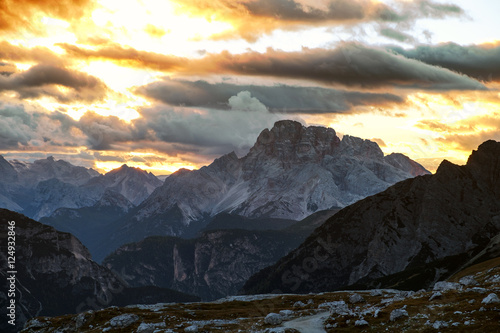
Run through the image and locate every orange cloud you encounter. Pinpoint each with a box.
[58,43,187,72]
[0,0,95,34]
[0,41,64,65]
[144,24,167,38]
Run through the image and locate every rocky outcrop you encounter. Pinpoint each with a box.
[104,230,303,301]
[241,140,500,295]
[21,258,500,332]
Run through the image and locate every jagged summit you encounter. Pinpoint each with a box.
[85,164,163,205]
[250,120,340,163]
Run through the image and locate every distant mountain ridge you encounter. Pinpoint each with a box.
[0,157,162,219]
[241,140,500,295]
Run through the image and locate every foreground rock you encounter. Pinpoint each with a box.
[20,257,500,332]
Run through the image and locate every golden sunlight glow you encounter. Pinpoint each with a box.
[87,0,233,56]
[94,160,197,175]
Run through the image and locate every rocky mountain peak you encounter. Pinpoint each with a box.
[248,120,340,164]
[385,153,430,177]
[466,140,500,197]
[340,135,384,160]
[466,140,500,168]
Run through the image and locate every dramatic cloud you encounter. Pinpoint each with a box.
[389,42,500,82]
[0,41,65,66]
[0,64,108,102]
[200,43,486,90]
[77,112,143,150]
[62,42,486,91]
[135,103,289,156]
[58,43,186,72]
[137,78,405,113]
[170,0,463,41]
[0,0,95,34]
[0,96,289,160]
[0,103,83,149]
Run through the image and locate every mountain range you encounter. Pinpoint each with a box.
[79,120,428,260]
[241,140,500,295]
[0,158,162,220]
[3,124,500,332]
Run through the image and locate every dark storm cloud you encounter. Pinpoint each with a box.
[77,112,146,150]
[242,0,462,23]
[133,103,286,155]
[58,43,186,72]
[0,62,17,76]
[137,78,405,113]
[0,64,109,102]
[203,43,486,91]
[389,42,500,82]
[169,0,463,41]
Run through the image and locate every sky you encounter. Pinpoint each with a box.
[1,0,499,175]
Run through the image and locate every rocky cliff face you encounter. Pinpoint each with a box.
[103,210,338,301]
[123,120,429,241]
[0,209,198,333]
[0,209,123,332]
[103,230,302,301]
[241,140,500,295]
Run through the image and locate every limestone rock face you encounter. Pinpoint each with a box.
[103,210,337,301]
[241,141,500,295]
[103,228,305,301]
[127,120,429,239]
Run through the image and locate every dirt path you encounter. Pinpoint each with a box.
[282,311,329,333]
